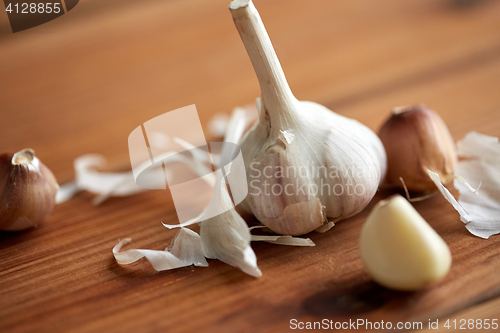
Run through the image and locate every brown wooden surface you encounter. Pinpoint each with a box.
[1,0,500,332]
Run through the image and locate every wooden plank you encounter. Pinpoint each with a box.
[0,0,499,332]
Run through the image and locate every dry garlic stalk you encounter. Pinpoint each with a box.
[378,104,457,192]
[360,195,451,291]
[230,0,386,235]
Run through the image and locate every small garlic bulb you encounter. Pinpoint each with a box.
[0,149,59,231]
[360,195,452,291]
[230,0,386,235]
[378,104,457,192]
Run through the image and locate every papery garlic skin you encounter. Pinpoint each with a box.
[378,104,457,192]
[200,206,262,277]
[429,132,500,239]
[231,0,386,235]
[162,108,262,276]
[113,228,208,271]
[0,149,58,231]
[360,195,451,291]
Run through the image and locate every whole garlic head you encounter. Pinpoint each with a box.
[0,149,58,231]
[230,0,386,235]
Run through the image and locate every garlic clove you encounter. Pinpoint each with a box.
[0,149,58,231]
[231,0,386,235]
[378,104,457,192]
[360,195,452,291]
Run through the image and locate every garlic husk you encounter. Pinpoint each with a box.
[163,108,262,276]
[249,226,315,246]
[74,155,151,205]
[199,183,262,277]
[113,228,208,271]
[165,140,261,276]
[0,149,58,231]
[378,104,457,192]
[360,195,452,291]
[208,104,259,139]
[55,181,80,204]
[429,132,500,239]
[230,0,386,235]
[71,145,213,205]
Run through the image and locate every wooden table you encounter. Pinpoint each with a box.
[1,0,500,331]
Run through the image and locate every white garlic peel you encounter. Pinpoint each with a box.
[249,225,315,246]
[208,105,259,139]
[231,0,386,235]
[199,184,262,277]
[126,108,262,276]
[55,181,80,204]
[360,195,451,291]
[68,140,214,205]
[430,132,500,239]
[115,177,261,276]
[113,228,208,271]
[181,108,261,276]
[251,235,315,246]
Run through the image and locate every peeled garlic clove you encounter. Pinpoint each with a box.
[360,195,452,291]
[230,0,386,236]
[378,104,457,192]
[0,149,59,231]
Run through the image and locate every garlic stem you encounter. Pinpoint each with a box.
[230,0,297,118]
[12,148,35,165]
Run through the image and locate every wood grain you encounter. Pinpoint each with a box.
[1,0,500,332]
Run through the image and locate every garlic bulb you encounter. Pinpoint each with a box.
[378,104,457,192]
[0,149,58,231]
[230,0,386,235]
[360,195,452,291]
